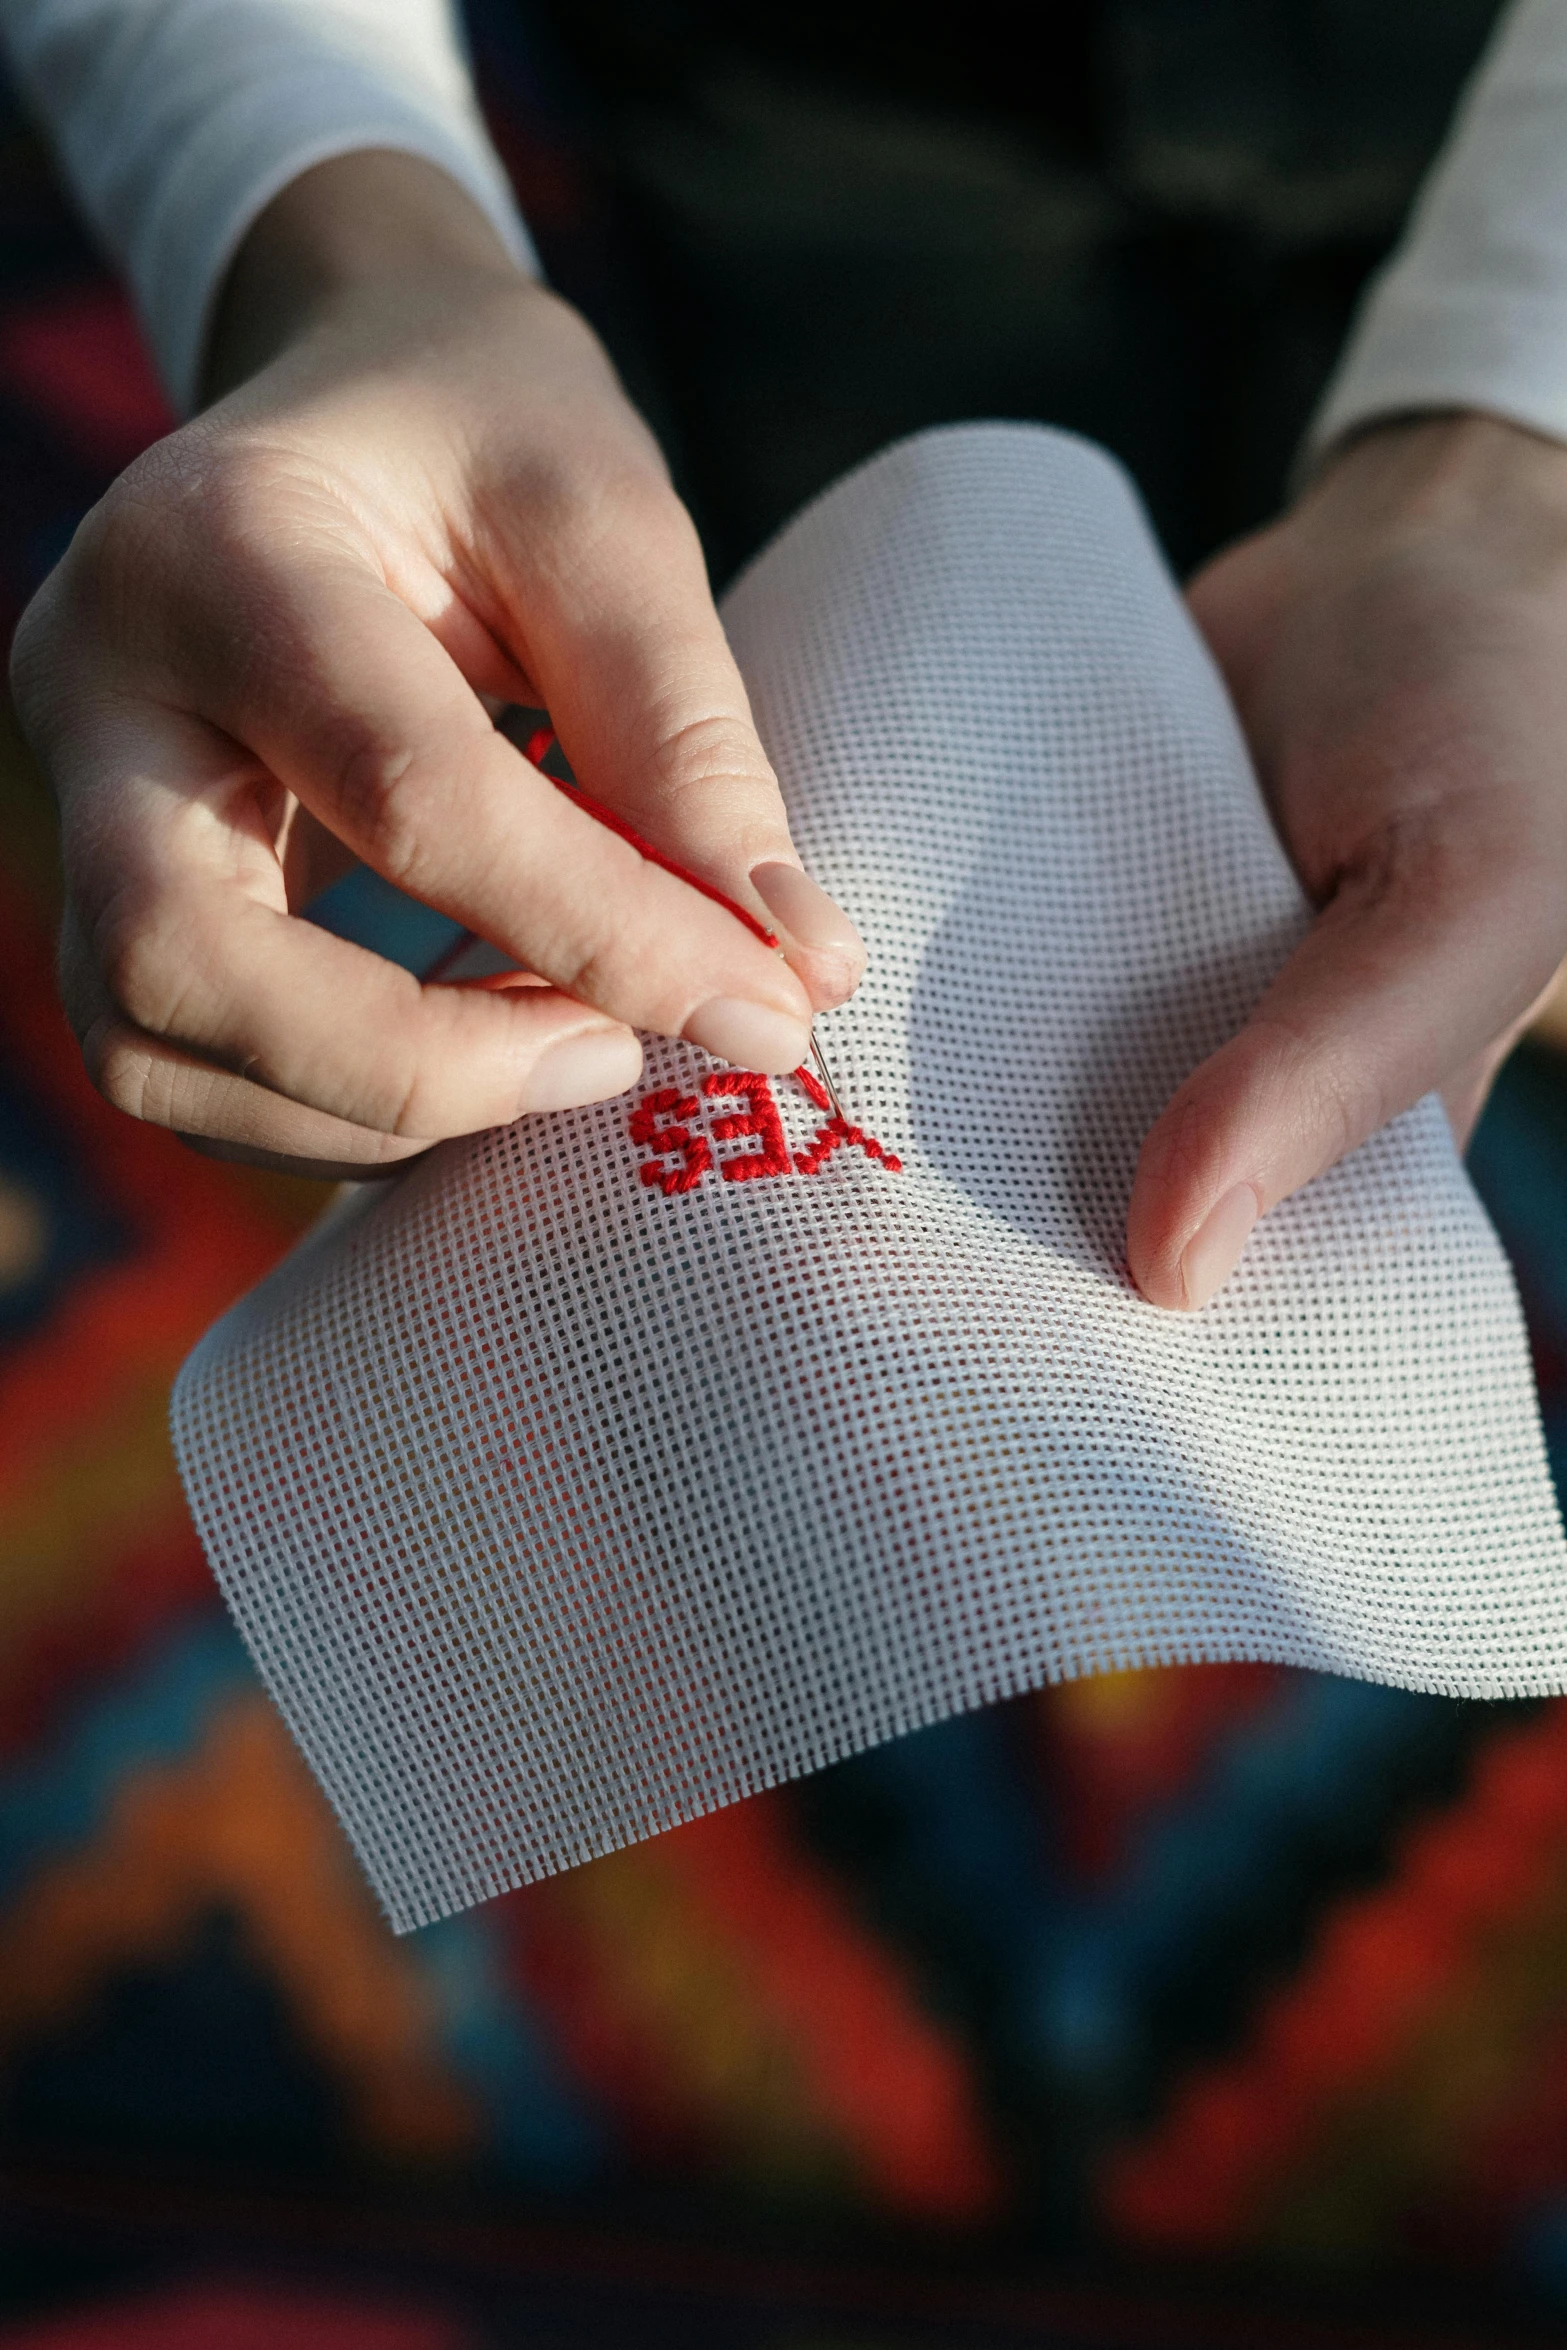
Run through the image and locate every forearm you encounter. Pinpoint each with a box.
[1306,0,1567,463]
[0,0,536,411]
[203,148,531,400]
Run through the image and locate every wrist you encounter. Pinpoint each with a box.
[1304,410,1567,539]
[202,149,530,402]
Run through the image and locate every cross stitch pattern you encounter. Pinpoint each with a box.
[628,1067,904,1194]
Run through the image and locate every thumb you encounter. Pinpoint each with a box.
[1126,832,1561,1310]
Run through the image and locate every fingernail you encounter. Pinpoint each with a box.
[1179,1183,1259,1310]
[518,1026,644,1114]
[750,863,866,962]
[684,996,811,1073]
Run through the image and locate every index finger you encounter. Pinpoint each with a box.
[487,467,867,1010]
[187,547,819,1075]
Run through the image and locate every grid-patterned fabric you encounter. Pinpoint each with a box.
[171,424,1567,1933]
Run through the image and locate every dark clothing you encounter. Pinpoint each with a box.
[470,0,1505,578]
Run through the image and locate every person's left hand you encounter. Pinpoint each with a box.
[9,154,865,1181]
[1127,411,1567,1310]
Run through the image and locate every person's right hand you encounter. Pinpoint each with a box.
[1126,411,1567,1311]
[11,152,865,1178]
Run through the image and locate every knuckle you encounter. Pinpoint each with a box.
[325,986,453,1140]
[635,710,788,871]
[1308,1053,1375,1169]
[323,725,424,881]
[10,431,269,713]
[648,710,775,804]
[84,1019,163,1124]
[48,429,357,700]
[94,904,185,1038]
[526,443,674,547]
[377,1051,461,1143]
[542,909,640,1016]
[92,886,222,1047]
[324,723,415,855]
[1252,1013,1375,1169]
[494,440,687,611]
[371,1040,434,1140]
[59,440,214,637]
[595,457,686,543]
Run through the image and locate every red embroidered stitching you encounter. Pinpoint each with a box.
[626,1088,712,1194]
[627,1068,903,1192]
[702,1071,793,1182]
[790,1065,903,1173]
[793,1115,904,1177]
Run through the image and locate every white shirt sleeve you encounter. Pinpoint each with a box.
[0,0,539,414]
[1307,0,1567,462]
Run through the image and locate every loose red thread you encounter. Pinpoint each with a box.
[701,1071,793,1182]
[523,723,780,949]
[626,1088,712,1195]
[793,1063,832,1114]
[628,1068,902,1190]
[427,712,785,988]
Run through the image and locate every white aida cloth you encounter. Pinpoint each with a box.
[172,423,1567,1932]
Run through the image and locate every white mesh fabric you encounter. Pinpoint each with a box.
[171,423,1567,1933]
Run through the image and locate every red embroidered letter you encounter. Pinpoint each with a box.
[627,1088,712,1194]
[702,1072,792,1182]
[788,1067,903,1176]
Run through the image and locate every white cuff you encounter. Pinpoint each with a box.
[1,0,539,413]
[1304,0,1567,469]
[1308,285,1567,459]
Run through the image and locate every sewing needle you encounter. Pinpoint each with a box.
[809,1029,849,1126]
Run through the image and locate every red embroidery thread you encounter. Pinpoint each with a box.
[627,1068,902,1191]
[794,1115,904,1177]
[701,1072,793,1182]
[626,1088,712,1194]
[789,1064,903,1173]
[523,724,780,950]
[431,716,788,988]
